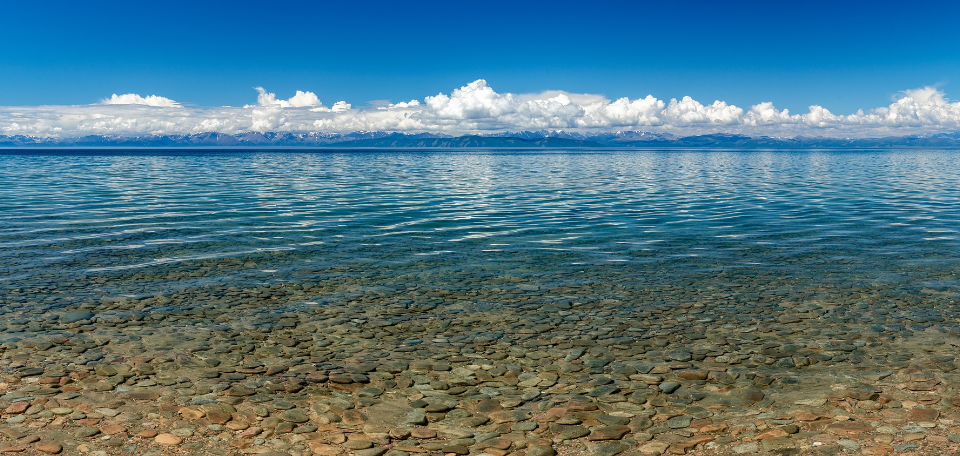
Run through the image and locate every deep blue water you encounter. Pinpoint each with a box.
[1,149,958,330]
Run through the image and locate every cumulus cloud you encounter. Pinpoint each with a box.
[101,93,180,107]
[3,81,960,138]
[254,87,322,108]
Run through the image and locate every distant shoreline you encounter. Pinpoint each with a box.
[3,132,960,150]
[3,146,960,152]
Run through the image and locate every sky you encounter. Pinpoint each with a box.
[2,0,960,138]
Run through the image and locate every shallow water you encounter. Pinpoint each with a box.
[1,149,959,334]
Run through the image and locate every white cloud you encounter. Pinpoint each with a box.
[254,87,322,108]
[519,90,609,106]
[424,79,516,120]
[744,102,794,125]
[663,97,743,125]
[3,81,960,138]
[101,93,180,107]
[801,105,840,127]
[580,95,664,127]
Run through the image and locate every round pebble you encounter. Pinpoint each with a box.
[155,433,183,445]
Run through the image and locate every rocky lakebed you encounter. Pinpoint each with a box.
[2,275,960,456]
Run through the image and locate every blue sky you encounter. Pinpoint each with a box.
[2,1,959,137]
[3,0,959,113]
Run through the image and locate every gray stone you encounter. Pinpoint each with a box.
[403,411,427,425]
[659,382,681,394]
[837,439,860,451]
[355,449,388,456]
[75,426,101,438]
[556,425,590,440]
[589,442,630,456]
[587,384,620,397]
[61,312,95,323]
[512,421,538,431]
[666,415,692,429]
[597,414,631,426]
[279,409,309,423]
[526,445,557,456]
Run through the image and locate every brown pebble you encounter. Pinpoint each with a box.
[677,370,708,380]
[238,426,262,437]
[226,420,250,431]
[178,406,205,420]
[755,429,789,439]
[137,430,159,438]
[743,389,765,402]
[862,445,894,455]
[0,442,26,453]
[342,409,365,425]
[587,425,630,441]
[389,429,411,439]
[154,433,183,445]
[308,443,342,455]
[484,438,513,450]
[826,421,874,436]
[34,442,62,454]
[100,423,125,435]
[903,433,925,442]
[411,428,437,439]
[907,408,940,422]
[4,402,30,414]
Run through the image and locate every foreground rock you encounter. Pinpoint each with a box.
[2,270,960,455]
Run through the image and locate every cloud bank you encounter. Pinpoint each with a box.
[3,81,960,138]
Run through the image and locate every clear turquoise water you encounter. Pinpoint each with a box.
[1,149,959,334]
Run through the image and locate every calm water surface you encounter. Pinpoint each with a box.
[1,149,959,332]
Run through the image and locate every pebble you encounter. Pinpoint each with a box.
[279,409,309,423]
[597,414,631,426]
[74,427,100,438]
[343,440,374,450]
[658,382,681,394]
[732,442,759,454]
[95,408,119,417]
[556,426,591,440]
[666,416,693,429]
[34,442,63,454]
[587,425,630,441]
[355,448,389,456]
[60,311,94,323]
[154,433,183,445]
[411,429,437,439]
[838,439,860,450]
[589,442,630,456]
[512,421,538,431]
[526,445,557,456]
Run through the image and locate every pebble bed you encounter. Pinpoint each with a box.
[2,150,960,455]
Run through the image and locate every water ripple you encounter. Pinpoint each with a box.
[2,150,960,308]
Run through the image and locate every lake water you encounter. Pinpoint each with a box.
[3,149,959,315]
[2,148,958,456]
[2,149,960,351]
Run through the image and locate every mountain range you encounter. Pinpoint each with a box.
[2,131,960,149]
